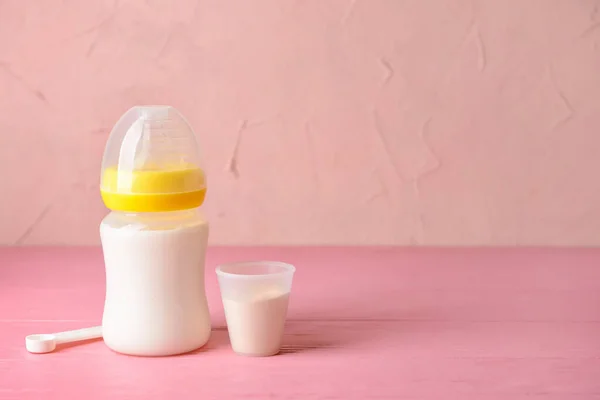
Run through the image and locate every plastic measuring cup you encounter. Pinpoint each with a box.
[216,261,295,356]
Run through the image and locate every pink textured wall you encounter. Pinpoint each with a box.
[1,0,600,246]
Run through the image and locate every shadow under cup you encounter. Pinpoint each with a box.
[216,261,296,356]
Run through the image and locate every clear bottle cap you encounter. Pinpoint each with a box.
[100,106,206,212]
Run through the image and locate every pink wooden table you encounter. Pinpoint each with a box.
[1,247,599,399]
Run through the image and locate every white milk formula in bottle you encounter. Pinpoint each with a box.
[99,106,210,356]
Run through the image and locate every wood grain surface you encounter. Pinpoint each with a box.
[1,247,599,399]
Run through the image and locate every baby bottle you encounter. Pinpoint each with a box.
[99,106,210,356]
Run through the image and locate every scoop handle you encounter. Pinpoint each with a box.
[53,326,103,344]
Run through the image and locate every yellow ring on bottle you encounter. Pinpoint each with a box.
[100,166,207,212]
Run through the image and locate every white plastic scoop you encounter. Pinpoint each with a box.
[25,326,102,354]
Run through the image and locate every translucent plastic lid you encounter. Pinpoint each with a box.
[100,106,206,213]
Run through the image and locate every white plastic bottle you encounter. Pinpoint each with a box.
[99,106,211,356]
